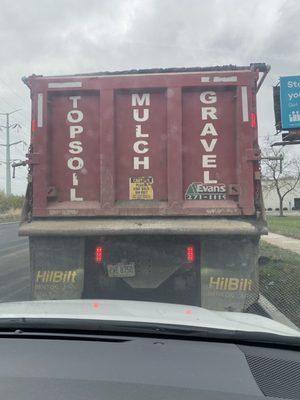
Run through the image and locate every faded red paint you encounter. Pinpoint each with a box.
[49,92,100,202]
[25,67,260,218]
[182,88,236,197]
[115,90,168,201]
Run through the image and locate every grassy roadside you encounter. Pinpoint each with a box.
[0,208,21,223]
[259,241,300,327]
[267,215,300,240]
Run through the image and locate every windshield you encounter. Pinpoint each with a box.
[0,0,299,341]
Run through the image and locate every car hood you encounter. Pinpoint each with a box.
[0,299,298,337]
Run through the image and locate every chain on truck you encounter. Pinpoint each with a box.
[16,63,270,311]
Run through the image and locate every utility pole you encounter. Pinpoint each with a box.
[0,109,22,195]
[5,113,11,196]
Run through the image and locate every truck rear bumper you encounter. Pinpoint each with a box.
[19,218,267,236]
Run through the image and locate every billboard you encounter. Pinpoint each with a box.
[280,76,300,129]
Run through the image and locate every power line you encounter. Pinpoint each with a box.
[0,96,19,111]
[0,137,26,156]
[10,113,30,131]
[0,77,27,106]
[10,144,27,160]
[0,95,30,127]
[0,109,22,195]
[0,114,30,150]
[3,106,30,130]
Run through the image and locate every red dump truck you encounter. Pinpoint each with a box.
[19,64,269,311]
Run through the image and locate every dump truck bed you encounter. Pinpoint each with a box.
[24,64,264,218]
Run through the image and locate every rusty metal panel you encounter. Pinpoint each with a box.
[115,90,167,202]
[48,92,100,203]
[26,67,260,218]
[182,88,237,205]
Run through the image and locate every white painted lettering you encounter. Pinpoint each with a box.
[69,125,83,138]
[132,93,151,171]
[67,110,83,123]
[203,171,217,184]
[198,91,219,185]
[201,107,217,120]
[67,157,84,170]
[134,157,149,170]
[72,173,78,186]
[132,93,150,106]
[133,108,149,122]
[69,96,81,108]
[70,188,83,201]
[67,97,85,201]
[133,140,149,154]
[135,125,149,138]
[200,138,217,152]
[200,123,218,136]
[69,141,83,154]
[202,155,217,168]
[200,91,217,104]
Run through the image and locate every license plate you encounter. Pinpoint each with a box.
[107,262,136,278]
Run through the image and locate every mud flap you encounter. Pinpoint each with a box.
[201,236,259,312]
[29,237,84,300]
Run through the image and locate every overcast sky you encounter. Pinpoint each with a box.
[0,0,299,194]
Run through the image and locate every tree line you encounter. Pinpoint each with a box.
[0,191,24,214]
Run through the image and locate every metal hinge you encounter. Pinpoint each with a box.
[27,152,40,165]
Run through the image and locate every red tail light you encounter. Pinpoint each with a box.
[31,118,37,133]
[186,245,195,263]
[95,246,103,263]
[250,112,256,128]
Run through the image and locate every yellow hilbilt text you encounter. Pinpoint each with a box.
[209,277,252,291]
[35,270,77,283]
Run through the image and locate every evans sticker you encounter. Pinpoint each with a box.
[185,182,226,200]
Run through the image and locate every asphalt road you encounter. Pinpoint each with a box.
[0,222,30,302]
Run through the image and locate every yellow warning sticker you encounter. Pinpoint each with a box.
[129,177,154,200]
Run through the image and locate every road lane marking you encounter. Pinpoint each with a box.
[0,275,30,297]
[0,241,28,256]
[0,284,30,302]
[0,248,29,261]
[0,261,29,281]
